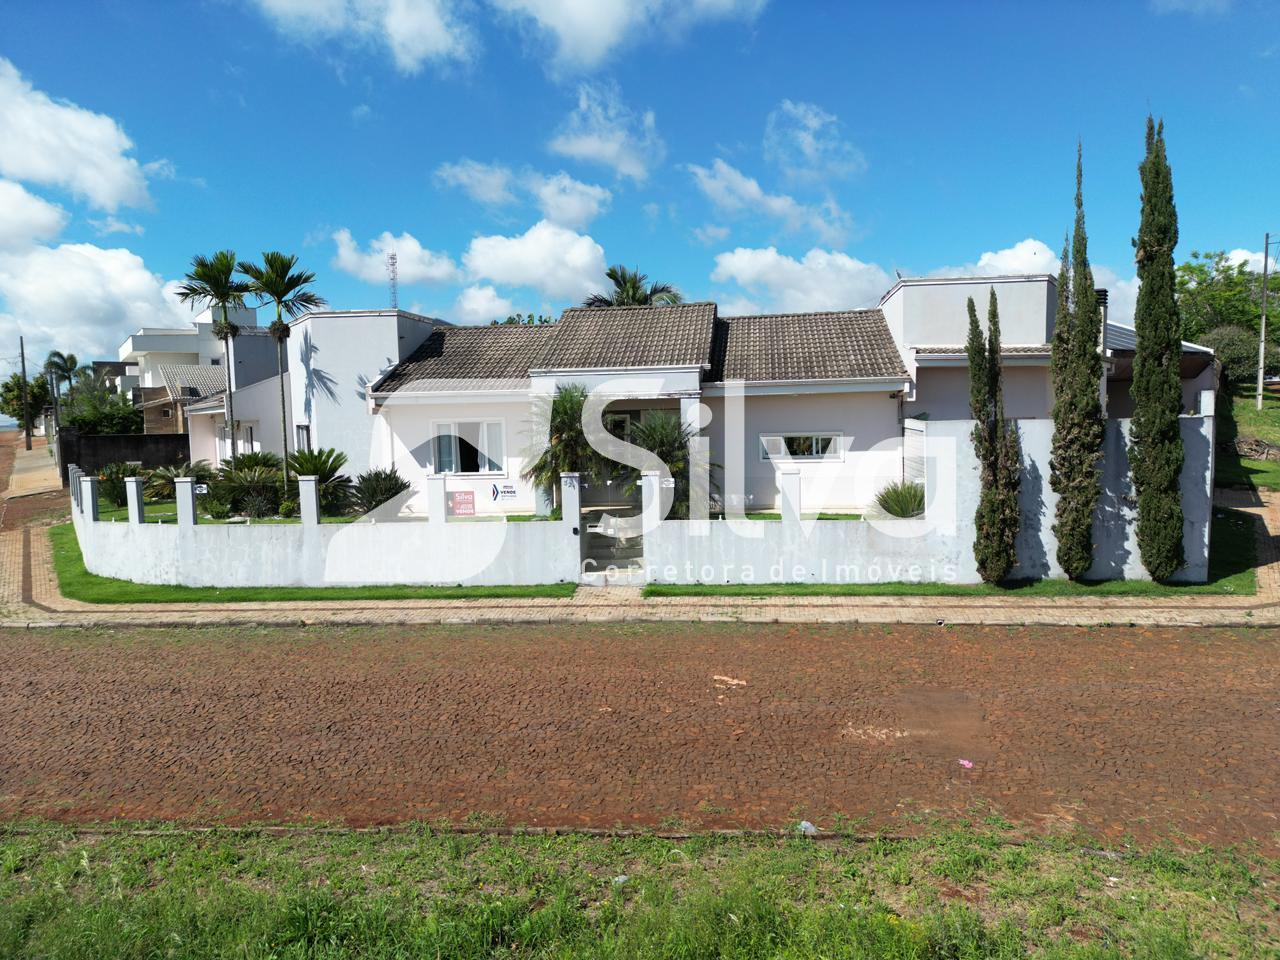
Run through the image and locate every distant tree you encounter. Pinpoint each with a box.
[967,289,1021,583]
[583,265,683,307]
[0,372,50,426]
[238,251,327,486]
[175,251,250,466]
[1200,324,1279,386]
[1049,146,1106,580]
[493,313,557,326]
[43,350,78,397]
[1175,250,1280,343]
[59,376,142,434]
[1130,117,1185,582]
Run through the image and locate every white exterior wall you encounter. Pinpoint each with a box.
[72,508,580,587]
[378,396,540,515]
[288,312,436,477]
[905,365,1053,421]
[646,412,1215,586]
[703,391,903,512]
[186,373,292,466]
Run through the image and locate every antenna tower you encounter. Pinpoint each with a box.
[386,251,399,309]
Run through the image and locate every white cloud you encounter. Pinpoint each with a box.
[710,246,892,313]
[248,0,472,74]
[0,179,67,251]
[693,223,730,245]
[688,158,850,245]
[453,284,515,324]
[89,216,144,237]
[463,219,606,300]
[764,99,866,184]
[527,171,611,228]
[434,159,518,205]
[0,242,184,361]
[931,238,1063,278]
[490,0,765,70]
[331,228,460,284]
[435,160,611,228]
[548,83,665,182]
[1226,248,1278,273]
[0,58,150,211]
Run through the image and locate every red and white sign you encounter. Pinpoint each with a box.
[448,490,475,517]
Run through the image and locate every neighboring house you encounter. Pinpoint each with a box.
[186,372,291,465]
[136,364,228,434]
[363,274,1216,518]
[116,305,282,435]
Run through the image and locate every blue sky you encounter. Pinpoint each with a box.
[0,0,1276,365]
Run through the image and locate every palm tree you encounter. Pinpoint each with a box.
[521,384,603,512]
[175,251,250,467]
[238,252,327,485]
[43,350,77,431]
[582,265,683,308]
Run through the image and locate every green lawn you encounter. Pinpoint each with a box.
[0,821,1272,958]
[1226,385,1280,448]
[49,524,577,603]
[645,508,1256,598]
[1215,455,1280,491]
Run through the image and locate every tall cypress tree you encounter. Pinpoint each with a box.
[1049,146,1106,580]
[1130,116,1185,580]
[969,288,1022,583]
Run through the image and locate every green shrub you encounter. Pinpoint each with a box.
[876,480,925,518]
[287,448,351,515]
[241,492,276,519]
[217,465,282,514]
[351,467,411,513]
[200,497,232,520]
[146,461,216,501]
[230,450,284,471]
[97,462,147,508]
[277,497,298,518]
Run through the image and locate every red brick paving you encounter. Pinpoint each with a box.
[1,622,1276,850]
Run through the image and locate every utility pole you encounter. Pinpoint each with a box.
[18,336,31,450]
[1260,232,1273,411]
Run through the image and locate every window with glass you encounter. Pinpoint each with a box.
[433,421,504,474]
[759,434,840,460]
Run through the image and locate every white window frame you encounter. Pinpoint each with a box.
[430,419,506,477]
[759,433,844,462]
[296,424,311,452]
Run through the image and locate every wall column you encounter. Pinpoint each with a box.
[778,468,802,525]
[124,476,145,525]
[79,476,99,521]
[559,472,580,530]
[640,469,661,533]
[426,476,446,525]
[297,476,320,526]
[174,477,197,526]
[68,465,81,509]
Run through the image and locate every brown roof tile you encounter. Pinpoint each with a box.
[373,325,555,393]
[534,302,717,370]
[709,310,907,382]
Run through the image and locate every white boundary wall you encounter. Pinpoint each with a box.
[69,473,583,588]
[644,409,1215,586]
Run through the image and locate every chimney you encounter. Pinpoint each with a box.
[1095,288,1109,324]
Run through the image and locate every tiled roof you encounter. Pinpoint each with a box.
[913,344,1051,356]
[372,324,555,393]
[534,302,717,370]
[709,310,907,382]
[158,363,227,401]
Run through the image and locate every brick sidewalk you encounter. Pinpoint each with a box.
[2,490,1278,627]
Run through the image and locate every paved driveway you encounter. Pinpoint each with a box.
[1,622,1276,850]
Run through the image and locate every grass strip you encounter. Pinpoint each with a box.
[0,820,1271,958]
